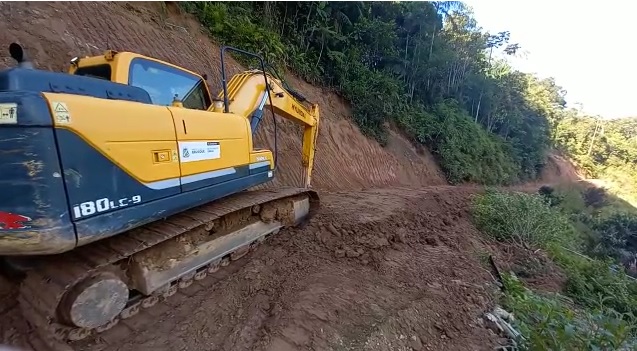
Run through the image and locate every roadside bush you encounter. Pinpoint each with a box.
[538,185,562,207]
[472,190,578,249]
[473,189,637,348]
[561,257,637,318]
[588,212,637,268]
[583,186,608,209]
[502,273,637,350]
[549,184,589,217]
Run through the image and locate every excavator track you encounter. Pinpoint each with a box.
[15,187,319,350]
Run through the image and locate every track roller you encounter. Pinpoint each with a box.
[57,272,128,329]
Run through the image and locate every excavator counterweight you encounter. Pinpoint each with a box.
[0,43,320,348]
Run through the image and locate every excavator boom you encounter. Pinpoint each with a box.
[220,69,320,187]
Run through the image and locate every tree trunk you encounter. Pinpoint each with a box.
[475,92,482,123]
[587,120,601,156]
[475,46,495,123]
[280,3,288,36]
[304,3,316,53]
[316,32,325,67]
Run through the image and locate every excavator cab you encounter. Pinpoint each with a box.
[66,46,319,175]
[70,51,213,111]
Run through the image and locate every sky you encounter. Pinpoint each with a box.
[466,1,637,119]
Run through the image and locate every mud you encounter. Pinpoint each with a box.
[0,186,525,351]
[0,273,25,348]
[69,187,506,351]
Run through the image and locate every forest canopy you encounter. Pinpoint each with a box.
[181,1,636,189]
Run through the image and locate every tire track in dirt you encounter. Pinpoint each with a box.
[64,186,503,351]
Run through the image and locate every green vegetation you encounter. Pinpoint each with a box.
[538,183,637,269]
[180,1,560,185]
[472,190,576,248]
[502,273,636,350]
[181,2,636,191]
[472,189,637,349]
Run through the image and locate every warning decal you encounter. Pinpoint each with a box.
[52,102,71,124]
[0,103,18,124]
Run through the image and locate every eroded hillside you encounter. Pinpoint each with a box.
[0,1,446,191]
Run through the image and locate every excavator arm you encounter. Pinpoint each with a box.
[216,69,320,188]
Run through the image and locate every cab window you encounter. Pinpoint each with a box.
[74,64,112,80]
[128,58,211,110]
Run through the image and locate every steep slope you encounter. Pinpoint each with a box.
[0,1,446,191]
[538,153,584,184]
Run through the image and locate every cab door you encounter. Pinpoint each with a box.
[170,107,251,192]
[126,56,252,193]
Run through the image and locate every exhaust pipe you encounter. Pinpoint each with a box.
[8,43,34,69]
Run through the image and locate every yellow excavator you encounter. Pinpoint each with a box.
[0,43,320,345]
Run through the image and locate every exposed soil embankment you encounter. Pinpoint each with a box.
[0,1,446,191]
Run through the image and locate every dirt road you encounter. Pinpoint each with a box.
[2,186,513,351]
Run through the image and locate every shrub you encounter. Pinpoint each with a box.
[538,185,562,207]
[562,258,637,317]
[473,189,637,348]
[396,101,520,185]
[180,2,287,70]
[502,273,637,350]
[472,190,578,249]
[583,186,608,209]
[589,212,637,267]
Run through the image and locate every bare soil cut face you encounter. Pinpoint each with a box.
[0,1,447,192]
